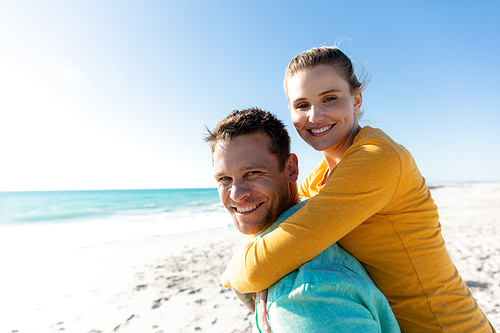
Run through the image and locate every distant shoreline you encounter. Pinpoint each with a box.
[3,181,500,193]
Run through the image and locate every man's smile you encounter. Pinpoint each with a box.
[234,203,263,213]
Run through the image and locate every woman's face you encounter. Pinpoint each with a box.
[287,64,362,157]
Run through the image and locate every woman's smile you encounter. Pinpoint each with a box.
[309,124,335,136]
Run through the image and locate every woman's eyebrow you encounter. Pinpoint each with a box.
[292,89,342,104]
[318,89,342,96]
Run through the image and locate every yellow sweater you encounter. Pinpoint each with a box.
[222,126,495,333]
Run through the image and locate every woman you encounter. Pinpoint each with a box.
[222,46,495,332]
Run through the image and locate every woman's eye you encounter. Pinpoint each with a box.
[324,96,336,102]
[295,103,309,110]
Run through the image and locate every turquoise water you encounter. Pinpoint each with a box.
[0,188,232,252]
[1,188,221,224]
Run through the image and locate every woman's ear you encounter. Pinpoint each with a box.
[353,92,363,114]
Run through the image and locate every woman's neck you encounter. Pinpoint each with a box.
[322,125,361,170]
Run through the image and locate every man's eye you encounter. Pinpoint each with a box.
[247,171,261,177]
[218,176,231,183]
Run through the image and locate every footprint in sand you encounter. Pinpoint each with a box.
[134,284,148,291]
[152,297,169,309]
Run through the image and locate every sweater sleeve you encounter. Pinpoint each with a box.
[298,171,312,198]
[298,158,328,198]
[224,140,402,292]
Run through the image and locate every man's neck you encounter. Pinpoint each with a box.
[253,189,304,239]
[287,181,300,210]
[251,182,300,238]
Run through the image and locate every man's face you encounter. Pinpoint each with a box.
[213,133,292,235]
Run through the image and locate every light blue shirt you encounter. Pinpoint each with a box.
[253,201,400,333]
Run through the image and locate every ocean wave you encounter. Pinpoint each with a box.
[12,209,111,223]
[0,208,234,253]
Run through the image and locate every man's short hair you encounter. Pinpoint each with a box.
[205,108,291,171]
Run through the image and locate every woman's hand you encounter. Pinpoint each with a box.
[257,289,271,333]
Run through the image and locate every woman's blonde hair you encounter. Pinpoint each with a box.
[284,46,370,96]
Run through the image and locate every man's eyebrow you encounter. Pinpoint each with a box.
[242,162,270,170]
[244,164,271,173]
[213,163,270,178]
[213,171,226,179]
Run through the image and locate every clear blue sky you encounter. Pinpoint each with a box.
[1,1,499,191]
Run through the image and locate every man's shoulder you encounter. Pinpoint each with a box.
[267,242,376,303]
[263,199,375,291]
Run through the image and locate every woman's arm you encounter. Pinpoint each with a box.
[224,142,402,293]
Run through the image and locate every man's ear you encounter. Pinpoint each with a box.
[287,153,299,182]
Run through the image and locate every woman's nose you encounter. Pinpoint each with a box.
[308,105,325,123]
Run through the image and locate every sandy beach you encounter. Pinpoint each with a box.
[2,182,499,332]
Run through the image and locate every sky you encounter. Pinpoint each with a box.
[1,0,499,192]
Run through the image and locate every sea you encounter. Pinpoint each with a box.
[0,188,234,330]
[0,188,233,255]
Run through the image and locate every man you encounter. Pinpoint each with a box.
[205,108,400,333]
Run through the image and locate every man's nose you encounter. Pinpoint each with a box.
[230,179,251,202]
